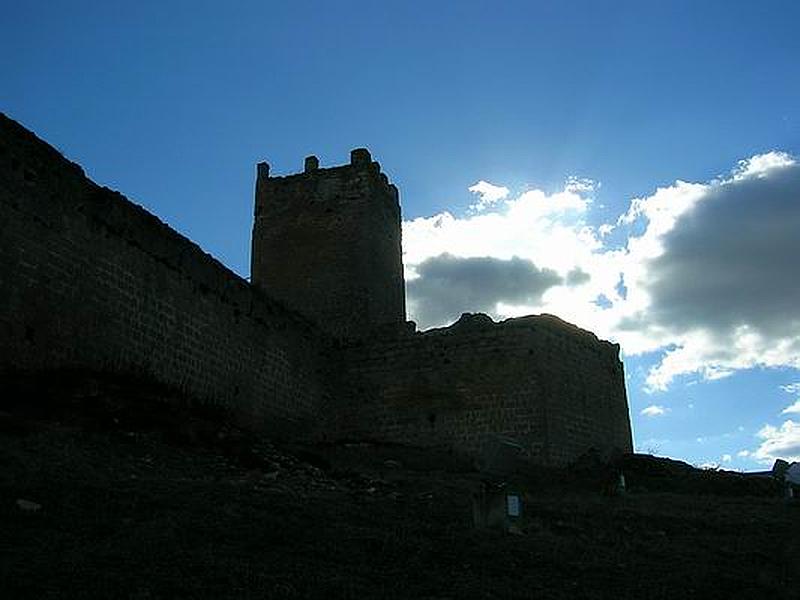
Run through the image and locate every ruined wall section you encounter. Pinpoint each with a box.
[0,114,329,435]
[337,314,632,465]
[251,150,406,340]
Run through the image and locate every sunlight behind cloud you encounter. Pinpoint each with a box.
[403,152,800,393]
[402,179,621,330]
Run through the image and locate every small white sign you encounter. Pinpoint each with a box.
[506,494,520,517]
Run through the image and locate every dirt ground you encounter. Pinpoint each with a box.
[1,375,798,599]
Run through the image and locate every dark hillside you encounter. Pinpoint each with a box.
[1,373,798,599]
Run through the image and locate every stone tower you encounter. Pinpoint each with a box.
[251,148,407,339]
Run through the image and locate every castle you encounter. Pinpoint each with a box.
[0,114,632,465]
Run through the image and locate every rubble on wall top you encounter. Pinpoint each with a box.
[418,312,614,349]
[451,312,496,330]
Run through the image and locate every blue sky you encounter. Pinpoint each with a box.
[3,1,799,470]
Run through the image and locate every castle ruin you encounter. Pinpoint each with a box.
[0,114,632,465]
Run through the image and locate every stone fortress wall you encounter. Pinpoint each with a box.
[0,114,329,436]
[337,314,632,465]
[0,113,633,464]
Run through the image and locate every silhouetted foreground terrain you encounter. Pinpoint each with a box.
[1,373,798,599]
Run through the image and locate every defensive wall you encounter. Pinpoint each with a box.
[0,114,329,437]
[0,113,633,465]
[337,313,632,464]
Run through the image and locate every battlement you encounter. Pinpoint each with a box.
[254,149,399,217]
[251,149,406,340]
[255,148,383,180]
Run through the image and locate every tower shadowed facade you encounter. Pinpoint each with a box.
[251,148,407,340]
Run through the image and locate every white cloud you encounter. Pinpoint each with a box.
[640,404,668,417]
[403,152,800,392]
[782,400,800,415]
[722,454,732,463]
[779,383,800,414]
[624,152,800,390]
[732,151,795,180]
[403,178,620,330]
[737,450,750,458]
[781,383,800,394]
[598,223,614,237]
[754,420,800,463]
[468,180,509,211]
